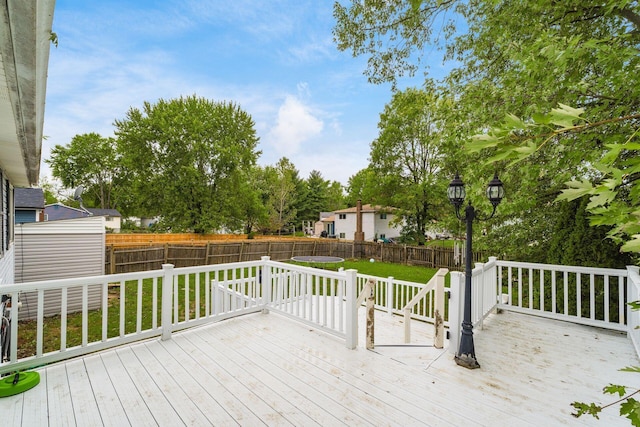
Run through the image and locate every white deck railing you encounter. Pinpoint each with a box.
[448,258,637,355]
[496,260,628,331]
[628,266,640,357]
[3,255,636,373]
[0,257,358,374]
[354,272,450,326]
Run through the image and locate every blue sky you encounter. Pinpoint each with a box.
[43,1,443,185]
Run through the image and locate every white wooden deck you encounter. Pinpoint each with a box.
[1,309,637,426]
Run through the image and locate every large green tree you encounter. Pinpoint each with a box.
[115,95,260,233]
[368,86,453,243]
[296,170,345,223]
[46,133,120,209]
[334,0,640,259]
[345,167,377,207]
[261,158,299,234]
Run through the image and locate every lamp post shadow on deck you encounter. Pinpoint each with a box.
[447,173,505,369]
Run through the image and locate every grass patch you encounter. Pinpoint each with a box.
[426,239,456,249]
[338,259,439,284]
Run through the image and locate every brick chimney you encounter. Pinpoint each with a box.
[354,199,365,241]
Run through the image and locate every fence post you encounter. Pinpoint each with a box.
[109,245,116,274]
[448,271,464,354]
[261,256,271,309]
[434,270,446,349]
[205,242,212,265]
[345,269,358,349]
[161,264,175,341]
[386,276,394,316]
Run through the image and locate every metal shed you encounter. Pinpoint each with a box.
[13,216,105,319]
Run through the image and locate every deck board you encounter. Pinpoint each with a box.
[82,354,131,427]
[46,363,77,426]
[0,309,637,426]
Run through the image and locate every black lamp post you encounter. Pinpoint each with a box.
[448,173,505,369]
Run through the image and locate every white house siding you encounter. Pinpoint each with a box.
[0,245,14,285]
[374,214,398,240]
[104,215,121,232]
[333,210,402,241]
[335,213,357,239]
[14,216,105,319]
[0,170,14,285]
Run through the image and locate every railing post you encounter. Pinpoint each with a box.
[345,269,358,349]
[366,279,375,350]
[161,264,174,341]
[261,256,271,310]
[474,262,484,329]
[627,266,640,359]
[434,270,446,349]
[386,276,394,316]
[449,271,464,354]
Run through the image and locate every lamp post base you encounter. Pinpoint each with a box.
[454,353,480,369]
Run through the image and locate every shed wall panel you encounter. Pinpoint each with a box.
[13,217,105,319]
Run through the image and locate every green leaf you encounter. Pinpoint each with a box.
[485,149,515,163]
[621,236,640,253]
[604,384,627,397]
[410,0,423,12]
[531,112,551,125]
[513,142,537,155]
[549,103,585,128]
[621,366,640,373]
[620,398,640,426]
[467,134,501,152]
[586,190,617,210]
[571,401,602,419]
[557,180,593,201]
[503,113,527,130]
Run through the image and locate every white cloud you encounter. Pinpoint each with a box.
[266,96,323,156]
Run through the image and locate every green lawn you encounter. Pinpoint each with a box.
[426,239,456,248]
[338,259,439,284]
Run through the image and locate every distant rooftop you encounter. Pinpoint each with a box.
[87,208,121,217]
[334,204,396,214]
[14,188,44,209]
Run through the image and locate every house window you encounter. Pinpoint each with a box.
[380,234,386,239]
[380,213,387,219]
[339,214,346,219]
[339,233,345,238]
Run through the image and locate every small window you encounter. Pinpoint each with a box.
[380,234,386,239]
[339,214,346,219]
[380,213,387,219]
[339,233,346,238]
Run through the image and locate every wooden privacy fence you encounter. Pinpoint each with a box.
[105,240,483,274]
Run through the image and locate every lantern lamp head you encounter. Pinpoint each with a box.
[486,174,505,207]
[447,173,466,209]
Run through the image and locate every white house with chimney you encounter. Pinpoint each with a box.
[318,203,402,241]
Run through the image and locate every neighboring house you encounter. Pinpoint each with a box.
[14,188,45,224]
[44,203,122,232]
[0,1,56,285]
[87,208,122,232]
[319,204,402,241]
[315,212,334,236]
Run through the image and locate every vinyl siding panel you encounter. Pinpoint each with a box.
[0,245,15,284]
[14,217,105,319]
